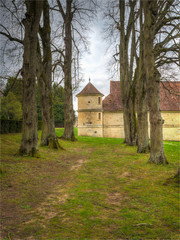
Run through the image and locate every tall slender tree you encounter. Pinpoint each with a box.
[104,0,138,146]
[56,0,76,141]
[119,0,137,146]
[105,0,179,155]
[137,0,179,154]
[143,0,168,164]
[0,0,62,150]
[136,0,149,153]
[37,0,61,148]
[19,0,43,156]
[54,0,96,141]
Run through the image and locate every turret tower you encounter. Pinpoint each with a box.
[76,80,104,137]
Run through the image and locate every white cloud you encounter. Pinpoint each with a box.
[74,21,113,111]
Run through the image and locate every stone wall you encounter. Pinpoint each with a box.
[78,95,102,110]
[78,126,103,137]
[102,111,180,141]
[77,101,180,141]
[147,111,180,141]
[77,95,103,137]
[78,111,103,126]
[161,112,180,141]
[103,112,124,138]
[77,111,125,138]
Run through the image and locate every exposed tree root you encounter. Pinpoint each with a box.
[18,147,40,157]
[48,137,64,150]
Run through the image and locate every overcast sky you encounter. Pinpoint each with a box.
[73,16,117,112]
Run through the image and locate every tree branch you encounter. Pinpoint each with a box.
[56,0,66,20]
[0,31,23,44]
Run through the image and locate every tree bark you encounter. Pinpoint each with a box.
[143,0,168,164]
[19,0,43,156]
[62,0,76,141]
[123,86,137,146]
[119,0,137,146]
[137,66,149,153]
[38,0,61,149]
[137,0,149,153]
[148,69,167,164]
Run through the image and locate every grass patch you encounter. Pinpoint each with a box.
[0,128,179,239]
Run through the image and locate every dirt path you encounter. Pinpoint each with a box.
[1,147,90,239]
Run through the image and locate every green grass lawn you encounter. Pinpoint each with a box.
[0,128,179,240]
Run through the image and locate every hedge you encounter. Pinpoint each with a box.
[55,122,64,128]
[0,119,42,134]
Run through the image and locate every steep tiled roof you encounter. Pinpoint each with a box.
[110,81,121,94]
[76,82,104,96]
[103,81,123,111]
[160,81,180,111]
[102,81,180,112]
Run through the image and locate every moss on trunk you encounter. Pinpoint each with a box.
[137,2,150,153]
[37,0,61,149]
[48,137,63,149]
[143,0,167,164]
[62,0,77,141]
[20,0,43,156]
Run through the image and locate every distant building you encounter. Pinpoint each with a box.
[76,81,180,141]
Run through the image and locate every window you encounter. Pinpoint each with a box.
[98,113,101,120]
[98,97,101,104]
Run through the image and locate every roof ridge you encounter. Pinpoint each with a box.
[76,82,104,96]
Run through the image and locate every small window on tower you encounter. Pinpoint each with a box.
[98,97,101,104]
[98,113,101,120]
[88,101,90,103]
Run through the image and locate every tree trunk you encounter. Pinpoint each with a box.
[137,1,150,153]
[123,92,137,146]
[38,73,61,149]
[38,72,52,146]
[38,0,61,149]
[148,69,167,164]
[137,68,149,153]
[62,0,76,141]
[119,0,137,146]
[143,0,168,164]
[19,0,43,156]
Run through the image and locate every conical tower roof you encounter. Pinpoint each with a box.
[76,82,104,96]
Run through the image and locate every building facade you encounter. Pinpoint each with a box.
[76,81,180,141]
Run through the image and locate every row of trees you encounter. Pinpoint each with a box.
[0,0,96,155]
[0,0,179,165]
[105,0,179,164]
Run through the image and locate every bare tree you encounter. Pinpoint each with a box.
[105,0,138,146]
[104,0,179,157]
[37,0,61,149]
[56,0,76,140]
[51,0,96,141]
[19,0,43,156]
[137,0,179,154]
[142,0,179,164]
[0,0,62,150]
[143,0,167,164]
[136,1,150,153]
[0,0,44,155]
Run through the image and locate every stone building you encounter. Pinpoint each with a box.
[76,80,180,141]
